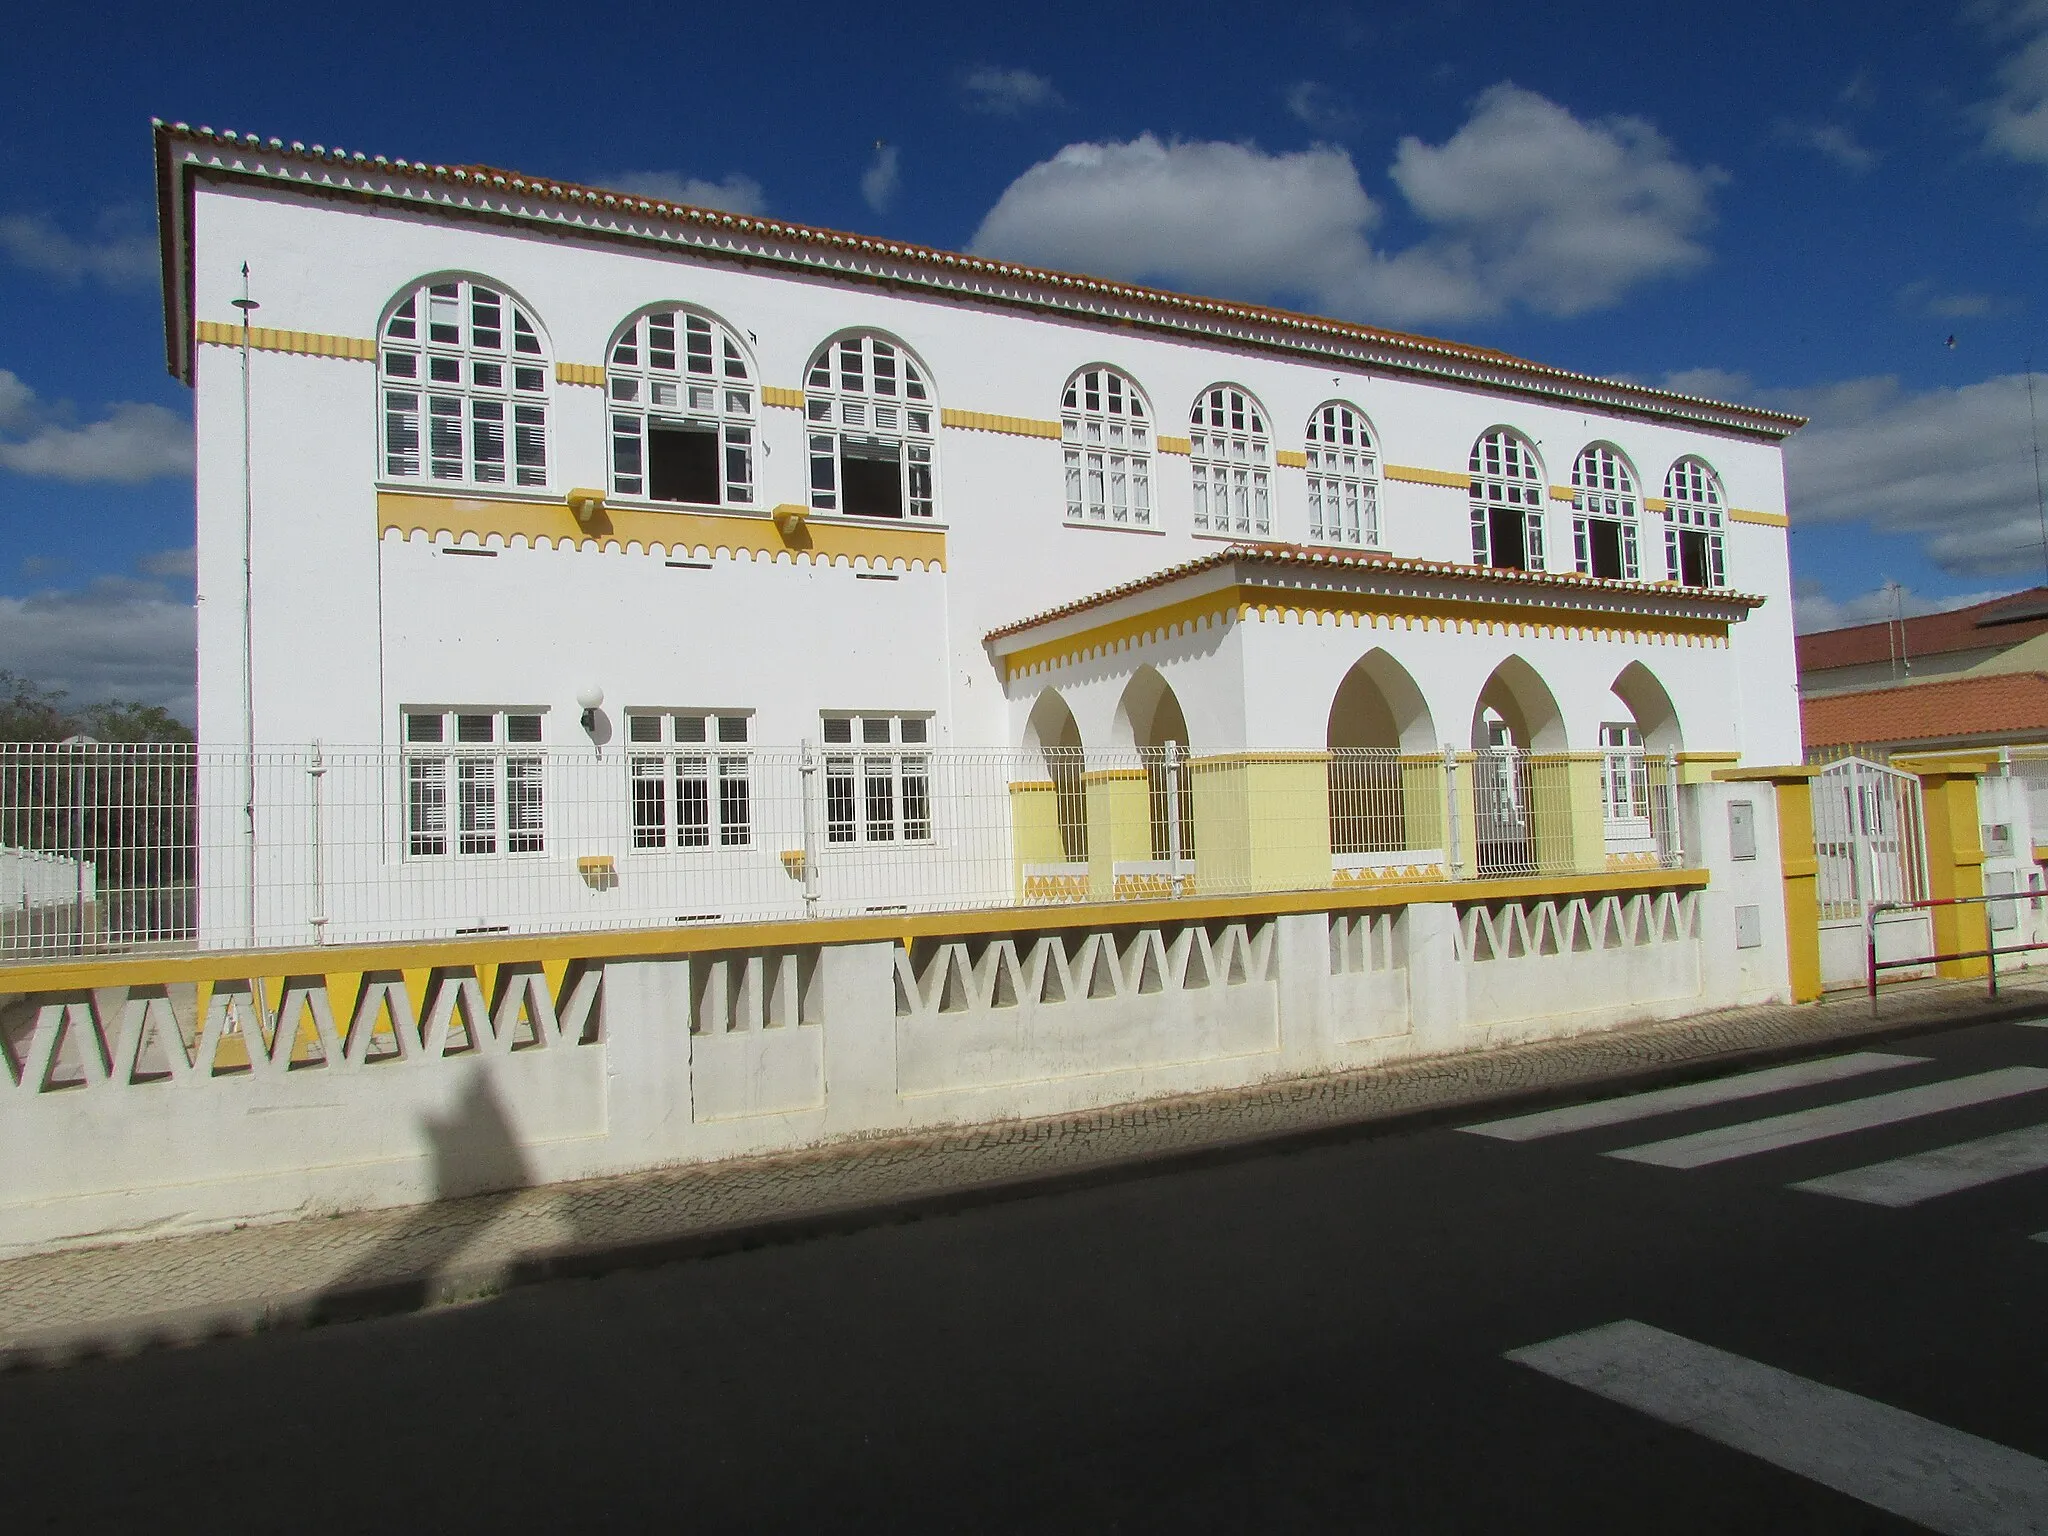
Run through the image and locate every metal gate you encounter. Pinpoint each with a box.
[1812,756,1931,987]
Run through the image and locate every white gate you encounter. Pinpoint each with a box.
[1812,756,1931,988]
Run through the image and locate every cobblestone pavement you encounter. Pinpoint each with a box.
[6,976,2046,1364]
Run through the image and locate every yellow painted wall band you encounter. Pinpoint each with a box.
[1728,507,1789,528]
[939,409,1062,440]
[1156,436,1193,456]
[761,386,805,409]
[194,320,375,361]
[378,490,946,571]
[1274,449,1308,469]
[555,361,605,387]
[1549,485,1577,502]
[1383,464,1468,489]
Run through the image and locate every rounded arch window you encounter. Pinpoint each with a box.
[804,334,935,520]
[380,277,549,489]
[607,308,754,506]
[1664,457,1727,588]
[1190,385,1271,537]
[1304,402,1379,547]
[1061,366,1152,527]
[1570,443,1640,580]
[1468,428,1544,571]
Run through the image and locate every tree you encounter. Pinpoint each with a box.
[0,671,193,744]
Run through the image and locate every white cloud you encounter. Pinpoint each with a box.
[0,372,192,485]
[1285,81,1359,137]
[862,144,901,213]
[961,66,1060,115]
[1777,371,2048,578]
[1980,1,2048,165]
[1897,279,1996,318]
[1772,119,1879,173]
[600,170,767,215]
[0,212,156,288]
[0,575,195,719]
[1794,581,2009,634]
[137,546,196,580]
[969,84,1722,325]
[1660,366,1755,400]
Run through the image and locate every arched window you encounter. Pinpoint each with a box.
[1664,458,1727,588]
[1469,429,1545,571]
[381,277,548,489]
[805,334,935,520]
[1061,367,1152,527]
[1190,386,1271,537]
[1304,402,1379,547]
[607,308,754,506]
[1570,444,1640,580]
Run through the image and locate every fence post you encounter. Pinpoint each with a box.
[70,745,84,955]
[1442,745,1461,879]
[1664,752,1683,866]
[799,738,820,915]
[307,742,328,945]
[1165,740,1186,899]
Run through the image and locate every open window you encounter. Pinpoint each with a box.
[805,335,936,520]
[607,307,755,506]
[1664,458,1728,588]
[1469,429,1545,571]
[1571,444,1641,581]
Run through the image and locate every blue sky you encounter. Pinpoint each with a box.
[6,0,2048,716]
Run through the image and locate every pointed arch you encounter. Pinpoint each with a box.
[1471,655,1566,752]
[1024,689,1088,862]
[1611,661,1682,754]
[1327,650,1435,856]
[1328,648,1436,753]
[1113,667,1194,861]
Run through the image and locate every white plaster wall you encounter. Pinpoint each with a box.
[188,181,1800,767]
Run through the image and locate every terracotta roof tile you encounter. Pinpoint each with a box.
[985,542,1765,643]
[1801,671,2048,749]
[151,122,1806,440]
[1797,588,2048,672]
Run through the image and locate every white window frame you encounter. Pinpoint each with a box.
[625,711,753,851]
[1664,458,1728,589]
[401,708,547,859]
[1189,385,1272,537]
[805,335,936,520]
[1061,367,1153,527]
[821,714,933,845]
[1469,429,1546,571]
[381,278,549,491]
[1304,402,1379,547]
[607,309,755,507]
[1570,443,1641,581]
[1599,722,1650,825]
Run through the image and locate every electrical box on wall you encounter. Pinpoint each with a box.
[1729,800,1757,861]
[1735,904,1762,949]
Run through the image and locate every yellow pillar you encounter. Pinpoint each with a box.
[1910,758,1994,981]
[1082,768,1151,899]
[1529,754,1606,876]
[1447,752,1479,880]
[1718,766,1823,1003]
[1189,752,1332,896]
[1398,755,1447,867]
[1007,780,1063,899]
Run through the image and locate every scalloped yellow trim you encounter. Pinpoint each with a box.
[761,386,805,409]
[1000,583,1734,680]
[1275,449,1308,469]
[194,320,375,360]
[378,490,945,570]
[555,361,604,386]
[1157,435,1193,456]
[1728,507,1789,527]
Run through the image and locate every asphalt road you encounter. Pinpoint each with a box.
[11,1016,2048,1532]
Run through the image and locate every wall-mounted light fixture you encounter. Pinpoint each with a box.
[577,684,605,733]
[566,487,606,524]
[773,504,808,537]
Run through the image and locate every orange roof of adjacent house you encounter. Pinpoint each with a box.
[1801,671,2048,749]
[150,122,1806,441]
[1796,588,2048,673]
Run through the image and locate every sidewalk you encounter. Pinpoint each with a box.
[6,975,2045,1366]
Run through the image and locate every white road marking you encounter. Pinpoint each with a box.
[1794,1122,2048,1206]
[1459,1052,1928,1142]
[1607,1067,2048,1170]
[1508,1320,2048,1536]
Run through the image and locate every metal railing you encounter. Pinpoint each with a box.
[0,741,1696,960]
[1867,891,2045,1005]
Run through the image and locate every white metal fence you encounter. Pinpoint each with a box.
[0,742,1691,959]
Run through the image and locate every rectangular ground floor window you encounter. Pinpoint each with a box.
[627,711,752,848]
[403,708,545,857]
[822,713,932,843]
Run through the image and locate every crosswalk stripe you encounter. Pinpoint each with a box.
[1793,1123,2048,1206]
[1607,1067,2048,1170]
[1508,1320,2048,1535]
[1459,1052,1928,1142]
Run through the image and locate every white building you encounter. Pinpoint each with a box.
[152,122,1804,946]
